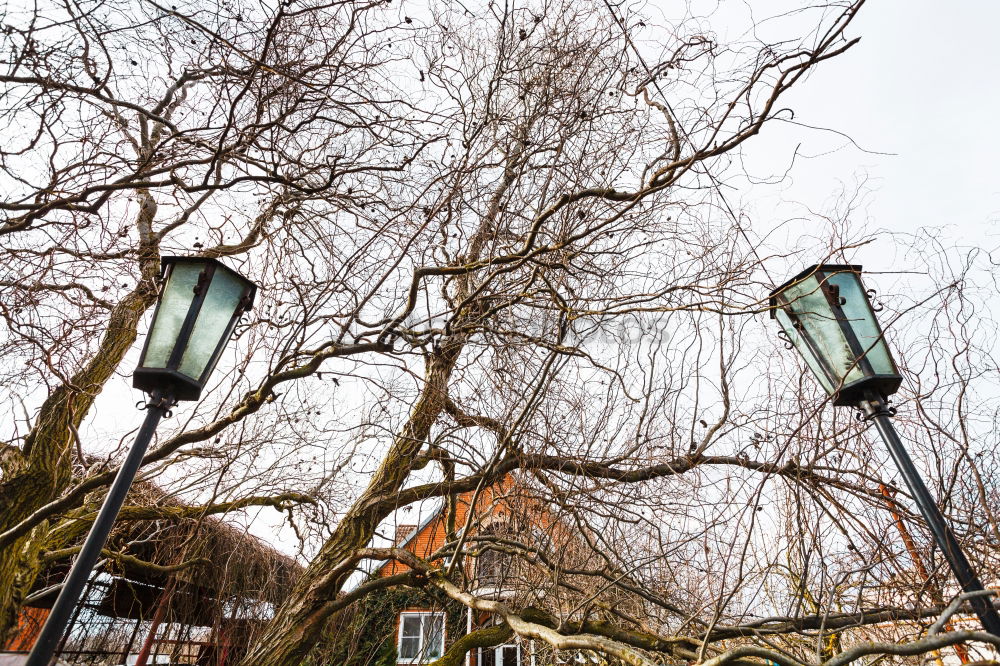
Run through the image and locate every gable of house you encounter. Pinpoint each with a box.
[377,475,558,579]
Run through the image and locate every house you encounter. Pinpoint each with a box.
[369,476,589,666]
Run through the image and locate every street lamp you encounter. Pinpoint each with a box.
[770,263,1000,636]
[26,256,256,666]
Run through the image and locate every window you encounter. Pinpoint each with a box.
[479,644,521,666]
[475,528,512,588]
[476,546,509,587]
[397,612,445,663]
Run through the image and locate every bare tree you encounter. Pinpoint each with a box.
[9,0,1000,665]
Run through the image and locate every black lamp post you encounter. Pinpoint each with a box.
[26,256,256,666]
[770,264,1000,636]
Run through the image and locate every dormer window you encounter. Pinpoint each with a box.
[475,527,513,589]
[476,545,509,588]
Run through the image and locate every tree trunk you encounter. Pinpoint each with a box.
[238,336,466,666]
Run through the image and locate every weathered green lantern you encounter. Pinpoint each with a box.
[769,264,901,405]
[133,256,257,401]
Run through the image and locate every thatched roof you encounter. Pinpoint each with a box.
[31,479,301,625]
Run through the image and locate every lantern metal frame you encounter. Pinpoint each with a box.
[769,264,902,406]
[133,255,257,401]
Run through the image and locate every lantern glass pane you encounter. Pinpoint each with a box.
[142,262,201,369]
[775,308,836,395]
[827,271,896,375]
[780,274,866,391]
[178,268,246,381]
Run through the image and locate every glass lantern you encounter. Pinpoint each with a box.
[769,264,901,406]
[133,256,257,401]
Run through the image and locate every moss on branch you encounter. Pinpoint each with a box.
[426,624,513,666]
[41,546,210,576]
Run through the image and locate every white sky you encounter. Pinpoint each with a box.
[172,0,1000,555]
[743,0,1000,256]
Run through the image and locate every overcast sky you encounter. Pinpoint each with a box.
[742,0,1000,265]
[17,0,992,556]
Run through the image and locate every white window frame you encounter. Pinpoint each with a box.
[478,643,522,666]
[397,611,446,664]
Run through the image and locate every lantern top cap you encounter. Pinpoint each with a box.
[160,255,259,309]
[768,263,862,318]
